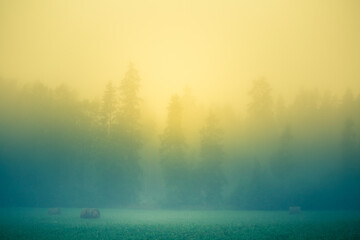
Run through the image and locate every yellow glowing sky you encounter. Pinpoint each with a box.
[1,0,360,115]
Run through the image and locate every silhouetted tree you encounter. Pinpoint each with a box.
[271,125,293,177]
[180,86,202,145]
[246,160,270,209]
[248,78,274,124]
[160,95,189,206]
[101,82,117,137]
[247,78,275,160]
[342,118,357,173]
[274,95,286,126]
[118,63,143,203]
[341,89,355,120]
[199,111,226,206]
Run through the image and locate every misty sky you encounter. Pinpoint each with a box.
[0,0,360,116]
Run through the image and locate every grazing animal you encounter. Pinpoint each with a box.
[289,206,301,215]
[48,208,61,215]
[80,208,100,219]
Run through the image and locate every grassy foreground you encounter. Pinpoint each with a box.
[0,208,359,239]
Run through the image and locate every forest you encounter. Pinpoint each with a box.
[0,64,359,210]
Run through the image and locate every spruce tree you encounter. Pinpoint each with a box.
[118,63,143,203]
[160,95,188,206]
[199,111,225,206]
[101,81,117,138]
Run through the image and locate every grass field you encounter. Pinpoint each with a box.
[0,208,359,239]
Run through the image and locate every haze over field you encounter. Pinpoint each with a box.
[0,0,360,212]
[1,0,360,116]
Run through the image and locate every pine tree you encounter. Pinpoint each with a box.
[101,81,117,137]
[272,125,293,177]
[342,118,357,172]
[341,89,355,120]
[199,111,226,206]
[119,63,142,147]
[160,95,188,206]
[247,78,275,158]
[118,63,143,203]
[248,78,273,123]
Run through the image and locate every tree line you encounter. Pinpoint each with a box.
[0,66,359,209]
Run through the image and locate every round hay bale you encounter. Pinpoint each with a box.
[80,208,100,219]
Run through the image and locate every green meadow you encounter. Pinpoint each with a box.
[1,209,359,240]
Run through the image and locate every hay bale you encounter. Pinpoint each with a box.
[48,208,61,215]
[289,206,301,215]
[80,208,100,219]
